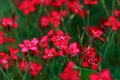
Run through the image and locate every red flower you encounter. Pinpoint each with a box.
[18,38,40,55]
[40,16,50,27]
[19,61,42,77]
[9,46,19,60]
[0,52,10,70]
[67,0,87,18]
[1,17,18,28]
[49,10,66,28]
[82,46,102,70]
[42,48,57,59]
[113,10,120,17]
[68,42,81,56]
[6,37,15,43]
[50,0,66,7]
[40,10,67,28]
[60,62,80,80]
[30,62,42,77]
[104,16,120,31]
[84,0,98,5]
[19,60,28,72]
[18,0,42,15]
[0,31,6,44]
[90,69,113,80]
[88,27,105,42]
[51,30,71,50]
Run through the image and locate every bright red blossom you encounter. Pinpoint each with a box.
[90,69,113,80]
[60,62,80,80]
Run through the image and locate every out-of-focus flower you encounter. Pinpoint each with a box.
[88,27,105,42]
[19,61,42,77]
[40,10,67,28]
[60,62,80,80]
[9,46,19,60]
[104,16,120,31]
[30,62,43,77]
[90,69,113,80]
[0,52,10,70]
[0,31,6,44]
[1,17,18,28]
[84,0,98,5]
[67,0,87,18]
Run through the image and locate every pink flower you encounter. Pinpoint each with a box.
[60,62,80,80]
[18,38,40,55]
[84,0,98,5]
[0,52,10,70]
[90,69,113,80]
[9,46,19,60]
[68,42,81,56]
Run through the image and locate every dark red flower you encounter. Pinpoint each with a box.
[60,62,80,80]
[88,26,105,42]
[90,69,113,80]
[81,46,102,70]
[9,46,19,60]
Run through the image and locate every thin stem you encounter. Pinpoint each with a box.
[23,54,31,80]
[0,67,9,80]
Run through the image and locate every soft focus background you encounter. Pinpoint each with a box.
[0,0,120,80]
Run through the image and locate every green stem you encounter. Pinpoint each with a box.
[0,67,9,80]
